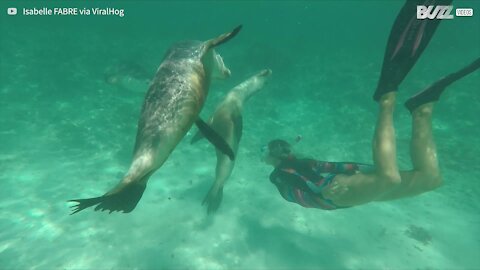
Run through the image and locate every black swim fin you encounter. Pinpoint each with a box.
[195,118,235,161]
[405,58,480,113]
[374,0,453,101]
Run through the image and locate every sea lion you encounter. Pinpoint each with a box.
[191,69,272,214]
[104,61,152,91]
[69,25,242,214]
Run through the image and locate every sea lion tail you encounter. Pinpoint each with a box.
[208,25,242,48]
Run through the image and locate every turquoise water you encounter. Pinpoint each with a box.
[1,1,479,269]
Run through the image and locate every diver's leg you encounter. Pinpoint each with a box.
[376,103,440,201]
[378,58,480,200]
[321,92,401,206]
[410,104,439,181]
[373,92,401,183]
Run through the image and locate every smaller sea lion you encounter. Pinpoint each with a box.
[191,69,272,214]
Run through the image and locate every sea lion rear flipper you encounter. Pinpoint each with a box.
[207,25,242,49]
[68,196,105,215]
[68,183,147,215]
[202,185,224,215]
[195,118,235,160]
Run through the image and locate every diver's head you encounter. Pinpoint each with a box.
[262,139,293,167]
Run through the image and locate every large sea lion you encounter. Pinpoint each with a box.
[191,69,272,214]
[69,26,242,214]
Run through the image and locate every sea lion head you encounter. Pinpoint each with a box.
[199,25,242,80]
[164,41,231,81]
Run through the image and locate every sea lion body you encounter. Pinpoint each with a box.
[69,26,241,214]
[123,42,229,188]
[197,69,272,213]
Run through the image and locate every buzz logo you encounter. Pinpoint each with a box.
[417,5,454,19]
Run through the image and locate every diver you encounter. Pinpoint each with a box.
[263,0,480,210]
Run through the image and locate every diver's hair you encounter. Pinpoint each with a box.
[268,139,293,160]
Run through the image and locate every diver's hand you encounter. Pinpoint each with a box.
[202,184,224,214]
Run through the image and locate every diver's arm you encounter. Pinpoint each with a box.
[272,169,310,191]
[278,167,328,194]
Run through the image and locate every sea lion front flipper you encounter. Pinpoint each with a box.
[68,183,146,215]
[195,118,235,161]
[202,184,224,214]
[233,114,243,143]
[190,129,205,144]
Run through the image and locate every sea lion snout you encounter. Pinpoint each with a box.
[249,68,272,90]
[223,68,232,77]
